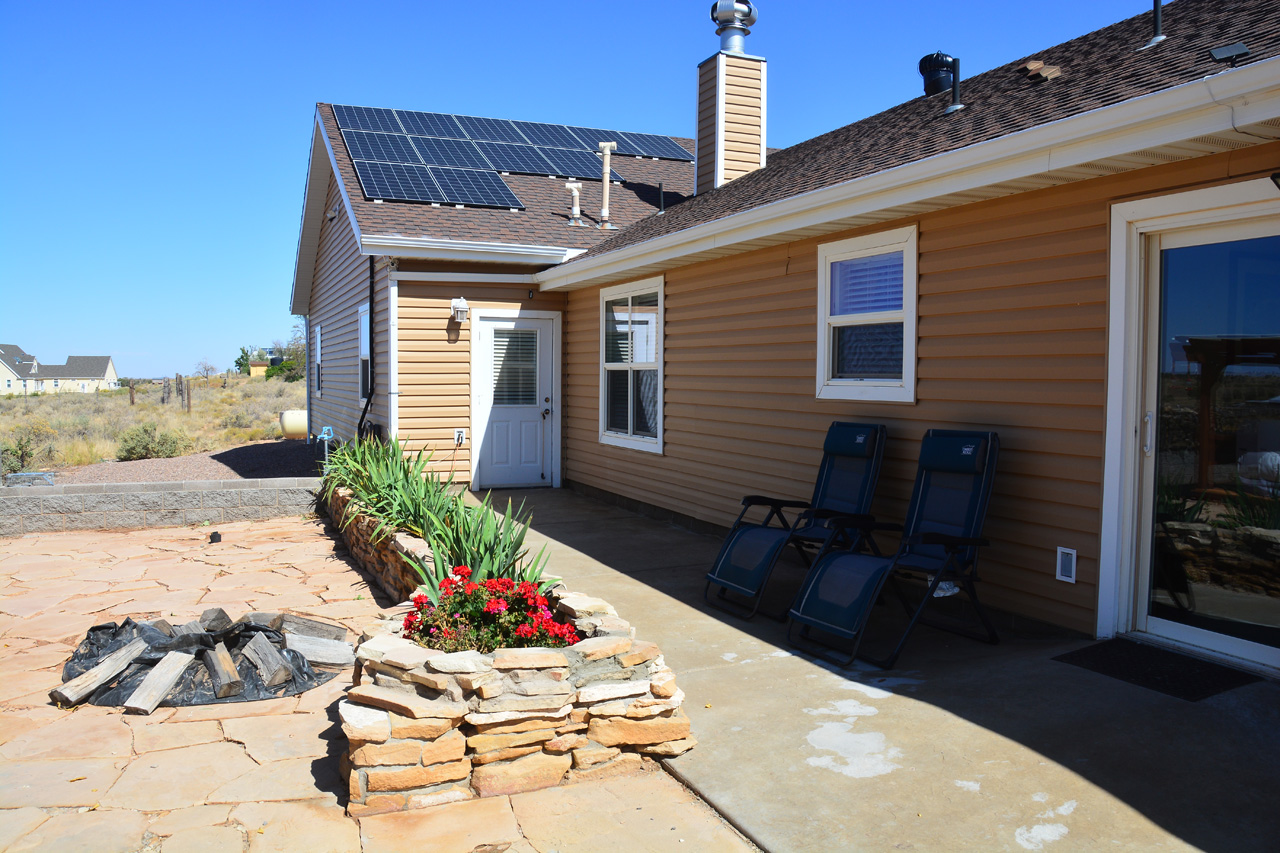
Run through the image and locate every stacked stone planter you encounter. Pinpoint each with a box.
[339,592,693,817]
[325,487,432,602]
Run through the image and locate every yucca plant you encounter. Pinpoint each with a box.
[422,493,551,583]
[322,437,454,544]
[1217,479,1280,530]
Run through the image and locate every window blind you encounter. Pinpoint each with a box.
[830,251,904,315]
[493,329,537,405]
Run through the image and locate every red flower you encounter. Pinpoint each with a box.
[412,594,428,608]
[463,582,480,595]
[515,622,536,638]
[484,598,508,614]
[452,566,472,578]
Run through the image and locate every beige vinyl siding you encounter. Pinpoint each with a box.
[721,55,763,183]
[696,54,764,195]
[562,142,1280,635]
[695,58,719,196]
[307,173,391,441]
[397,281,565,483]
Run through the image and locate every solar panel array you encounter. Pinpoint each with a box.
[332,103,693,207]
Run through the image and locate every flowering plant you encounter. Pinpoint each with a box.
[402,565,580,653]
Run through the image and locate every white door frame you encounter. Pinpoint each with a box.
[1100,177,1280,670]
[469,308,562,489]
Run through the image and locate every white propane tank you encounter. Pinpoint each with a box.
[279,410,308,440]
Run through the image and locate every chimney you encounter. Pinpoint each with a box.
[696,1,766,195]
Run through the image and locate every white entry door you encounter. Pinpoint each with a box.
[473,314,556,489]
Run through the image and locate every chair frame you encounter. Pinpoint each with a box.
[704,422,887,621]
[787,430,1001,669]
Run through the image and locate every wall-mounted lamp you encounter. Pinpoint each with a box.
[450,297,469,323]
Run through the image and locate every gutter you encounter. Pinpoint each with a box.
[534,56,1280,291]
[359,234,584,266]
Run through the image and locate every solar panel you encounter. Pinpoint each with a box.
[429,167,523,209]
[341,130,422,165]
[566,127,645,157]
[333,104,403,134]
[619,131,695,161]
[410,136,493,170]
[474,142,555,175]
[538,147,623,182]
[352,160,446,203]
[456,115,529,145]
[397,110,465,139]
[512,121,590,151]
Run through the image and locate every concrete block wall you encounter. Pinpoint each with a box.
[0,478,321,537]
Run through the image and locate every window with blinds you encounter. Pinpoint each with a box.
[493,329,538,405]
[817,225,917,403]
[600,277,664,452]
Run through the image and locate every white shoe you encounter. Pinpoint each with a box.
[932,580,960,598]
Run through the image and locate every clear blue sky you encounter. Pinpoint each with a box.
[0,0,1133,379]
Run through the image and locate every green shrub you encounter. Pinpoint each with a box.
[1,419,58,473]
[116,422,191,461]
[265,361,303,382]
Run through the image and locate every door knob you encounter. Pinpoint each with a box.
[541,408,551,419]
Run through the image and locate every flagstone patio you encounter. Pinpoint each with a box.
[0,516,752,852]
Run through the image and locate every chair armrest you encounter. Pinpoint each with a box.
[919,532,989,550]
[741,495,811,510]
[821,513,878,530]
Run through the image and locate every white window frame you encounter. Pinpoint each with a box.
[358,302,371,402]
[313,323,322,399]
[816,224,918,403]
[599,275,664,454]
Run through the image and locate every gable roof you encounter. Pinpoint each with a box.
[37,356,114,380]
[291,106,694,313]
[542,0,1280,288]
[0,344,35,378]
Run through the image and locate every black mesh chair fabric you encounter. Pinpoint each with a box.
[788,429,1000,667]
[704,422,886,619]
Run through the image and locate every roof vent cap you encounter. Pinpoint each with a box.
[919,52,956,97]
[711,1,757,54]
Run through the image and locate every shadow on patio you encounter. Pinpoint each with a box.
[490,486,1280,853]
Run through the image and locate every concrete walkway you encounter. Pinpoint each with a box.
[501,487,1280,853]
[0,517,752,852]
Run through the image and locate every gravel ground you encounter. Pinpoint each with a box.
[51,440,324,484]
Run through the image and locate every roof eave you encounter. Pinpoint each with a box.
[361,235,584,266]
[535,56,1280,292]
[290,111,363,315]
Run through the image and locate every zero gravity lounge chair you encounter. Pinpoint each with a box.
[704,422,887,620]
[787,429,1001,669]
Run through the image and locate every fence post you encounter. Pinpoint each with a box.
[186,378,192,414]
[129,380,135,406]
[162,377,170,404]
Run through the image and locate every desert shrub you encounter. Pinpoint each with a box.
[116,422,191,461]
[1,418,58,473]
[265,361,303,382]
[220,411,255,429]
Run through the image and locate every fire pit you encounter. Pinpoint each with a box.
[52,609,354,713]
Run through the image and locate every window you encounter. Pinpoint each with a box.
[53,380,59,389]
[80,382,87,392]
[600,276,663,452]
[4,380,9,389]
[358,303,371,400]
[816,224,917,402]
[313,323,322,398]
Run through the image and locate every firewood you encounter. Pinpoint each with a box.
[202,642,243,698]
[284,633,354,666]
[279,613,347,641]
[199,608,233,632]
[171,620,204,636]
[243,631,292,686]
[49,638,149,706]
[124,651,195,714]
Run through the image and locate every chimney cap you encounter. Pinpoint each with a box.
[711,1,757,53]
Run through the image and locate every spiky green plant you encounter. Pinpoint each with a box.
[1217,479,1280,530]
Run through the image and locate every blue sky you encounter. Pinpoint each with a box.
[0,0,1133,378]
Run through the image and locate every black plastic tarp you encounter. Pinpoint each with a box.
[62,618,336,708]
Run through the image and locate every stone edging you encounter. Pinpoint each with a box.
[340,607,693,817]
[324,487,433,603]
[0,477,321,537]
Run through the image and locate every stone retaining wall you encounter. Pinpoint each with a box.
[0,477,321,538]
[340,602,693,817]
[325,487,431,603]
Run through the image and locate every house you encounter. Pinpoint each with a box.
[248,361,270,378]
[0,345,119,395]
[291,0,1280,675]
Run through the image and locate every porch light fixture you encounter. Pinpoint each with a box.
[451,297,469,323]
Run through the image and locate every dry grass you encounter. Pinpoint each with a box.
[0,375,307,469]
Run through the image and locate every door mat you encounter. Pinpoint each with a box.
[1052,639,1262,701]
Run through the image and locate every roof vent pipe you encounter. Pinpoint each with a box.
[597,142,618,230]
[711,1,757,54]
[1141,1,1166,50]
[565,182,586,227]
[919,52,964,114]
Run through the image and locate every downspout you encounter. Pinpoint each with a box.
[356,256,376,438]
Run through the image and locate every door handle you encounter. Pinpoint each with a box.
[1143,411,1154,456]
[541,408,551,420]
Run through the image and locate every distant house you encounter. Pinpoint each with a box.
[248,361,270,378]
[290,0,1280,674]
[0,345,118,394]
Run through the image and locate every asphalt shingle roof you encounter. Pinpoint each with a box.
[319,105,695,250]
[571,0,1280,264]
